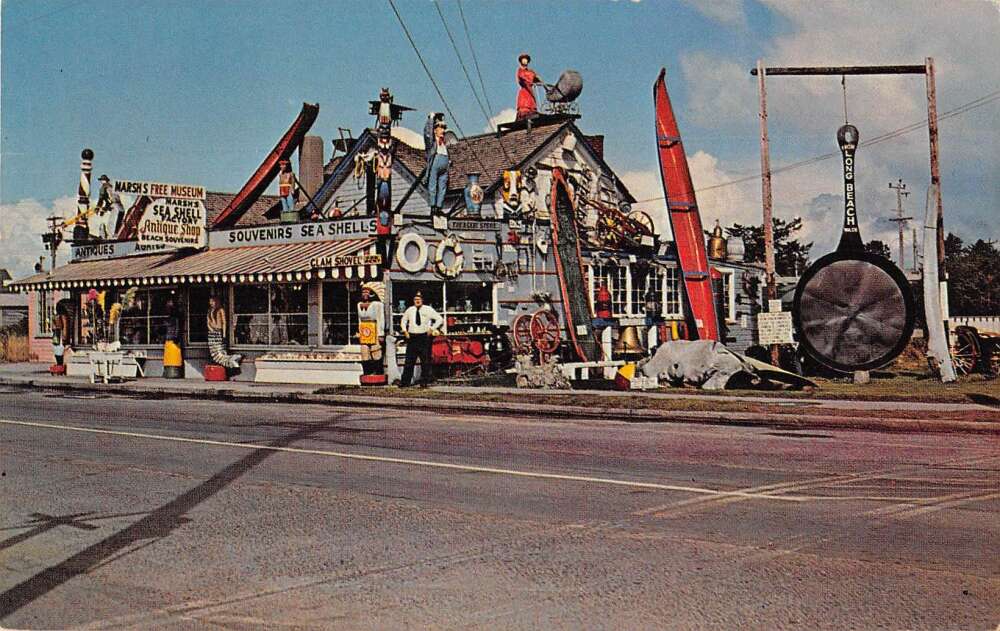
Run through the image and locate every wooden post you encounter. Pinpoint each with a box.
[925,57,944,269]
[757,60,779,365]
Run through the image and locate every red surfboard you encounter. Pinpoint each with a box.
[211,102,320,228]
[654,68,720,341]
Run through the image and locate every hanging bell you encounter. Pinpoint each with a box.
[614,326,644,354]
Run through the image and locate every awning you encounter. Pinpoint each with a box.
[12,238,379,291]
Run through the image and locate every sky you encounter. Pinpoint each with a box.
[1,0,998,279]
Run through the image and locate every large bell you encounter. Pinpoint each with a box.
[614,326,644,355]
[707,220,727,260]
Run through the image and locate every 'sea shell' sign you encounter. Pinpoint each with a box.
[137,198,208,249]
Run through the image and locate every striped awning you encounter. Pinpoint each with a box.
[12,238,378,291]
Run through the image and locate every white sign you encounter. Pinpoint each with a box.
[137,198,207,249]
[71,240,171,262]
[449,219,500,232]
[757,311,794,345]
[209,218,377,249]
[113,179,206,200]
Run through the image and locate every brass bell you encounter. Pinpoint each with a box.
[614,326,644,355]
[708,219,727,260]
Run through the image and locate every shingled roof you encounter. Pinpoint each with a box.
[204,191,280,228]
[393,118,571,193]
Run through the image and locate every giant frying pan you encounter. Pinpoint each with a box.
[792,124,915,373]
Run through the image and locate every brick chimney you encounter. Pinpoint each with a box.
[583,135,604,160]
[299,135,324,200]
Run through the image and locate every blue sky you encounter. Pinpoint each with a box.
[2,0,998,277]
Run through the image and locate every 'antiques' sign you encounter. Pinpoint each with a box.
[113,179,206,201]
[137,198,208,249]
[309,254,382,268]
[71,240,171,262]
[209,218,377,249]
[757,311,794,345]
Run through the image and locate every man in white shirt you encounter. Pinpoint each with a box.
[399,291,443,387]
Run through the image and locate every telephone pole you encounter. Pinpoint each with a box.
[888,179,911,268]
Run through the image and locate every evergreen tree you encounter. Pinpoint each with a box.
[864,239,892,259]
[943,233,1000,315]
[725,217,812,276]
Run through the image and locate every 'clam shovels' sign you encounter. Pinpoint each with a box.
[115,180,208,249]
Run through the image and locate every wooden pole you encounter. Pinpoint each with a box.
[756,60,779,365]
[925,57,945,270]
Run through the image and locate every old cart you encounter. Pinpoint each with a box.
[951,325,1000,376]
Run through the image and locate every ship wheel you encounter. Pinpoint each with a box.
[530,309,562,355]
[510,314,533,354]
[951,327,980,376]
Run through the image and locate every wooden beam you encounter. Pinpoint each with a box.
[750,65,926,76]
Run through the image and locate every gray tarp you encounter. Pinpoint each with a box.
[639,340,755,390]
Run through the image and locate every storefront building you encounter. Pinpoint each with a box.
[14,109,765,384]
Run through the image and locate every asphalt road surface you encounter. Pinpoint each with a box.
[1,386,997,630]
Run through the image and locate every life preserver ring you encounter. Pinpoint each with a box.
[396,232,428,273]
[434,234,464,278]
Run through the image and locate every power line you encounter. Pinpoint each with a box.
[433,0,512,163]
[632,88,1000,205]
[456,0,496,118]
[386,0,490,176]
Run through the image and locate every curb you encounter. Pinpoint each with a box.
[2,375,999,435]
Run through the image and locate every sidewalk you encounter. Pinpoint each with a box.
[2,363,998,435]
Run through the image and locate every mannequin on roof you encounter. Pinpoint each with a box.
[516,53,544,121]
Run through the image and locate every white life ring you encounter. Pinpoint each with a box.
[396,232,428,273]
[434,234,465,278]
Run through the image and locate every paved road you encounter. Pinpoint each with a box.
[1,386,997,630]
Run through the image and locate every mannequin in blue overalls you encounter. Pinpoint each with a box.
[423,113,449,217]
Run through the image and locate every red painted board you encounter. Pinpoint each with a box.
[654,69,720,341]
[211,102,319,228]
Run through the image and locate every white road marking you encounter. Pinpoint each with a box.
[0,418,808,502]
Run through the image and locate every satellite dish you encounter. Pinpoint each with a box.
[443,130,459,146]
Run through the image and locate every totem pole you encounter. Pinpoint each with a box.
[74,148,94,243]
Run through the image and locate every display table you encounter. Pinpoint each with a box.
[255,351,363,385]
[88,351,146,383]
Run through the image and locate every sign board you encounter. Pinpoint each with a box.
[448,219,500,233]
[309,253,382,269]
[113,179,206,201]
[137,198,207,249]
[71,240,171,262]
[209,218,377,249]
[757,311,794,345]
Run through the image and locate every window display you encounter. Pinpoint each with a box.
[322,282,359,346]
[233,283,308,346]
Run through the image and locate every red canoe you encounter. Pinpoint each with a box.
[654,68,720,341]
[212,102,320,228]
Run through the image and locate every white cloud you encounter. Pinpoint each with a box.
[0,196,76,280]
[485,108,516,133]
[680,0,746,26]
[679,53,755,130]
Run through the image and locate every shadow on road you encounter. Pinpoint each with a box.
[0,414,350,620]
[967,393,1000,408]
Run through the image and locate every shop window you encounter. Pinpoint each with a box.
[233,283,308,346]
[117,288,180,346]
[663,266,683,318]
[444,282,493,334]
[186,285,217,344]
[718,269,737,322]
[391,281,444,336]
[35,291,54,337]
[631,268,665,317]
[322,282,359,346]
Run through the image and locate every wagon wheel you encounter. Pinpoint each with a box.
[530,309,562,354]
[951,327,980,376]
[627,210,655,237]
[511,314,533,354]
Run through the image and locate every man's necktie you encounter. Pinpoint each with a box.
[415,308,421,327]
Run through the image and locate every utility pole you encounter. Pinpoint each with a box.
[756,59,779,366]
[888,179,912,268]
[911,227,919,273]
